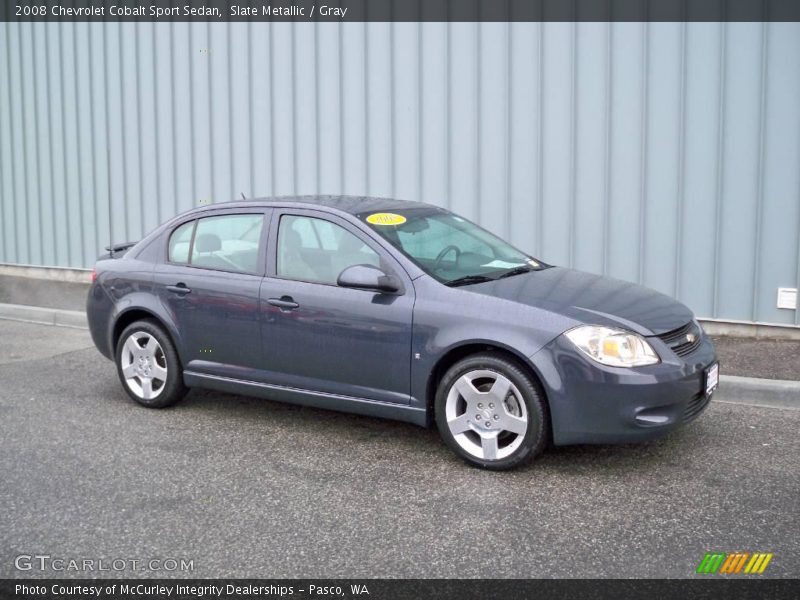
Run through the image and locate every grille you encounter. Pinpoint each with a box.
[657,321,702,358]
[683,391,711,423]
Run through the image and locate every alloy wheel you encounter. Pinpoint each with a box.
[119,331,168,400]
[444,369,529,461]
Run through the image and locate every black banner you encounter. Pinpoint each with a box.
[2,579,800,600]
[4,0,800,23]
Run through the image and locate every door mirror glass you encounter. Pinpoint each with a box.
[337,264,400,293]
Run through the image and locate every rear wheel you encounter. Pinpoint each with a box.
[115,320,187,408]
[435,353,548,470]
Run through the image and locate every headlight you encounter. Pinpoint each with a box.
[564,325,659,367]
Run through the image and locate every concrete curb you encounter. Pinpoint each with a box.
[0,263,92,283]
[700,319,800,341]
[716,375,800,410]
[0,303,87,329]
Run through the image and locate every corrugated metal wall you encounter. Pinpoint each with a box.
[1,22,799,326]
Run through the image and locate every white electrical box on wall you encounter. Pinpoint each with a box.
[776,288,798,310]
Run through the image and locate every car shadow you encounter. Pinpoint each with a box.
[168,386,709,476]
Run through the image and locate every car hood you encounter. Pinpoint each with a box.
[468,267,694,336]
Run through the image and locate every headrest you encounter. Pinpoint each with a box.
[282,228,303,249]
[195,233,221,253]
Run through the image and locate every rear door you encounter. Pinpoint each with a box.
[258,208,415,404]
[154,208,270,377]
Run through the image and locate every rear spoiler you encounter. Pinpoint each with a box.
[105,241,138,257]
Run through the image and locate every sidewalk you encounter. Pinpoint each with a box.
[0,273,797,382]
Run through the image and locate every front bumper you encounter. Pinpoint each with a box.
[530,329,718,445]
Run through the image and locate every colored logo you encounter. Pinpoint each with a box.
[366,212,407,226]
[696,552,773,574]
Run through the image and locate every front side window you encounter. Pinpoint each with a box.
[189,213,264,273]
[359,207,543,285]
[277,215,380,285]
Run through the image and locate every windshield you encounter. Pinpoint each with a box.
[358,207,545,285]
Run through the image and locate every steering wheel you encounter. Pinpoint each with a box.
[433,245,461,271]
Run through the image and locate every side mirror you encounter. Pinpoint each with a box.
[337,264,401,294]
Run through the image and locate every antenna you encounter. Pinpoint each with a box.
[240,192,247,200]
[107,118,114,258]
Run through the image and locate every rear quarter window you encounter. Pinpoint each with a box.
[168,221,195,264]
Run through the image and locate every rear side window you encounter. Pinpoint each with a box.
[190,214,264,273]
[168,221,194,264]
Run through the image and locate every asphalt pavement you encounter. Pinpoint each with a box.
[0,320,798,579]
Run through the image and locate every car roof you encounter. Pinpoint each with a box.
[180,195,430,219]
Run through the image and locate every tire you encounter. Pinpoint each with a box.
[435,353,549,470]
[115,319,187,409]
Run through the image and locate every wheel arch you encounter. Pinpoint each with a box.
[426,341,551,426]
[111,307,182,366]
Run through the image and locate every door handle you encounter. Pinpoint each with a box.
[267,296,299,311]
[166,284,191,295]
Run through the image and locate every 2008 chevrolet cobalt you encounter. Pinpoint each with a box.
[87,196,718,470]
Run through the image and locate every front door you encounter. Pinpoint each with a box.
[154,209,269,377]
[258,209,414,404]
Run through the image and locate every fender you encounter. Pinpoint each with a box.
[411,331,558,413]
[108,292,183,362]
[409,278,576,414]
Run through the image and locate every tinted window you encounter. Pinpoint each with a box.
[189,214,264,273]
[360,208,538,284]
[277,215,380,285]
[168,221,194,264]
[395,216,494,260]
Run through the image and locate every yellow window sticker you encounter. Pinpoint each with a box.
[366,212,407,226]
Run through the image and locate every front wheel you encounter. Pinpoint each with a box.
[115,319,187,408]
[435,353,549,470]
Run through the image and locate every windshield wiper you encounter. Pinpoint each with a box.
[444,274,495,287]
[496,265,533,279]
